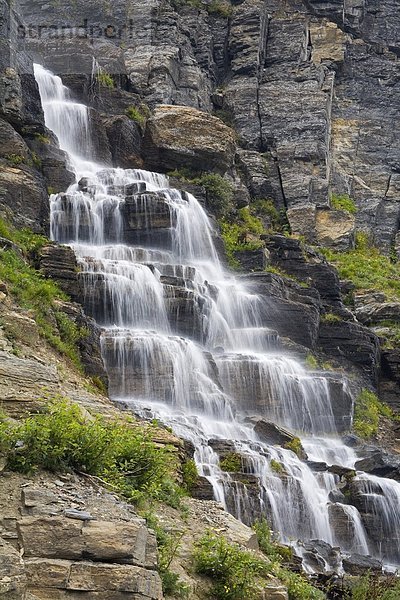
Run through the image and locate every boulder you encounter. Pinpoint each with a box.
[143,105,236,173]
[355,451,400,482]
[250,419,307,457]
[342,553,382,576]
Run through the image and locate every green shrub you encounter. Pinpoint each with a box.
[321,312,342,324]
[194,531,270,599]
[219,208,265,269]
[198,174,234,218]
[353,389,393,439]
[0,218,85,368]
[96,71,115,88]
[34,133,51,144]
[145,513,189,598]
[0,399,178,503]
[181,458,198,492]
[250,199,288,233]
[219,452,242,473]
[4,154,25,165]
[349,573,400,600]
[321,233,400,302]
[126,104,151,129]
[305,354,318,369]
[253,519,323,600]
[30,151,42,169]
[270,459,285,475]
[330,193,357,214]
[284,437,303,458]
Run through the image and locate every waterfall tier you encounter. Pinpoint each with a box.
[34,63,400,571]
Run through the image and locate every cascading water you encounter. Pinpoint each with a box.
[34,63,400,570]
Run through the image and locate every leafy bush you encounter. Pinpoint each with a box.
[284,437,303,458]
[250,199,288,233]
[34,133,51,144]
[96,71,115,88]
[194,531,270,599]
[219,208,265,269]
[270,459,285,475]
[0,218,86,368]
[219,452,242,473]
[199,174,234,218]
[321,233,400,302]
[5,154,25,165]
[126,104,151,129]
[181,458,198,492]
[331,193,357,214]
[0,399,177,501]
[171,0,232,17]
[146,513,189,598]
[253,519,323,600]
[305,354,319,370]
[321,312,342,324]
[349,573,400,600]
[353,389,393,439]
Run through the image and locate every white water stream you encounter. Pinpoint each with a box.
[34,64,400,570]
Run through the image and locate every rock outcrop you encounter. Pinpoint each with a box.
[0,474,162,600]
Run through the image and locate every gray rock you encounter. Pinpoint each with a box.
[342,553,382,576]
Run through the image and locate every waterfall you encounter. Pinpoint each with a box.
[34,63,400,570]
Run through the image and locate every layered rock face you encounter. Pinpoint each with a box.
[0,474,163,600]
[14,0,400,252]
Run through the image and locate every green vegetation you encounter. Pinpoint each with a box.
[0,399,178,503]
[146,513,190,597]
[305,353,319,370]
[4,153,25,165]
[34,133,51,144]
[0,218,86,368]
[194,531,270,599]
[194,529,322,600]
[249,199,288,233]
[171,0,233,18]
[321,312,342,324]
[219,452,242,473]
[353,389,394,439]
[168,169,235,219]
[330,193,357,215]
[219,208,265,269]
[270,459,285,475]
[284,437,303,458]
[30,151,42,168]
[253,519,323,600]
[321,232,400,301]
[200,173,235,218]
[181,458,198,492]
[349,573,400,600]
[96,70,115,88]
[126,104,151,129]
[376,320,400,350]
